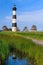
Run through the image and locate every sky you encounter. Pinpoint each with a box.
[0,0,43,31]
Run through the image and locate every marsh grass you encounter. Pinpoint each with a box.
[0,31,43,65]
[16,32,43,40]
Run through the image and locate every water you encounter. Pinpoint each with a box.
[5,54,29,65]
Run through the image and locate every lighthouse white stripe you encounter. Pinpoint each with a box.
[12,19,16,23]
[13,11,16,15]
[12,27,17,32]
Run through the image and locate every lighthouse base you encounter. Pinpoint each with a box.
[12,27,17,32]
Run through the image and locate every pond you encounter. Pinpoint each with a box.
[5,54,29,65]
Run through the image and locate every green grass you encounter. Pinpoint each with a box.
[0,31,43,65]
[16,32,43,40]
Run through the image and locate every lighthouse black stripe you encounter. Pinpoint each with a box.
[13,7,16,11]
[12,15,16,19]
[12,23,17,27]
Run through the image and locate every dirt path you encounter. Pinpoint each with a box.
[32,39,43,45]
[16,34,43,46]
[25,36,43,46]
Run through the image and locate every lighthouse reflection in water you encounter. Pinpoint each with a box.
[5,54,29,65]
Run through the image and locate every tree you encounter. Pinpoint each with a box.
[30,25,37,32]
[2,26,8,31]
[8,28,12,31]
[23,26,28,32]
[16,27,20,31]
[31,25,37,30]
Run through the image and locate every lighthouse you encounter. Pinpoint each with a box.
[12,5,17,32]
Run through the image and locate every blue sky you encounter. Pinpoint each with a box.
[0,0,43,31]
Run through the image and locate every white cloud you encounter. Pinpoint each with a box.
[5,16,12,20]
[5,9,43,22]
[17,9,43,22]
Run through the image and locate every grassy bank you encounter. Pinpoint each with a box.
[0,31,43,65]
[16,32,43,40]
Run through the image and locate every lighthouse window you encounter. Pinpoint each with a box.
[13,15,16,19]
[12,23,17,27]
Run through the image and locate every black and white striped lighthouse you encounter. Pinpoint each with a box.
[12,5,17,32]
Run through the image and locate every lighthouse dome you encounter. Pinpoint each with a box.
[12,5,16,10]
